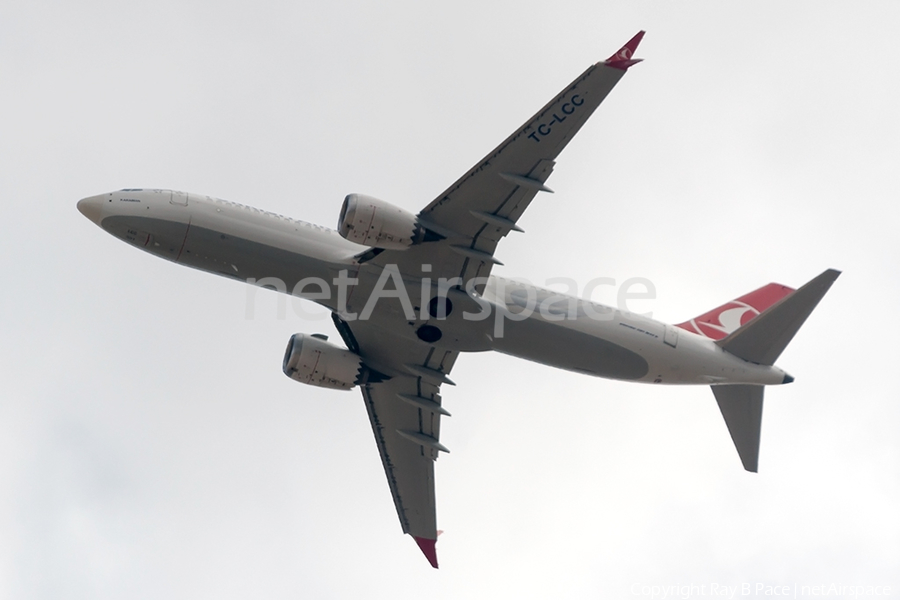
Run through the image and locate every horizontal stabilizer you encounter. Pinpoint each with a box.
[717,269,841,365]
[711,384,764,472]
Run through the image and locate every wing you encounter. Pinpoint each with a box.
[366,31,645,286]
[342,33,645,568]
[333,314,456,569]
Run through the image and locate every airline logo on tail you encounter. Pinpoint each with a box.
[676,283,795,340]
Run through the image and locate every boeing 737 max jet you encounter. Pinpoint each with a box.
[76,32,839,568]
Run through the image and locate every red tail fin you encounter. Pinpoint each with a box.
[676,283,795,341]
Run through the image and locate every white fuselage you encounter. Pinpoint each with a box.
[77,189,788,387]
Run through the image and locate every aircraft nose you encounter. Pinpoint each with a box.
[77,195,104,225]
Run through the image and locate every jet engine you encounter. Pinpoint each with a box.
[337,193,422,249]
[282,333,363,390]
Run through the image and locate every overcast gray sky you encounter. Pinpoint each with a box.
[2,1,898,598]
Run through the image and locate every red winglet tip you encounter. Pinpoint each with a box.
[413,536,439,569]
[605,30,646,69]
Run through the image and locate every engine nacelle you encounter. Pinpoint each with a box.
[338,193,422,249]
[282,333,363,390]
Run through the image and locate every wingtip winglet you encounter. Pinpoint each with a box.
[605,30,646,70]
[413,536,439,569]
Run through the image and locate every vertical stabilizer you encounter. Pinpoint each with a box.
[676,283,795,340]
[711,384,765,472]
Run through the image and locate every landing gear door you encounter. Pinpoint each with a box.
[170,190,188,206]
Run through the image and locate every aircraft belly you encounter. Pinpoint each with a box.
[180,222,336,283]
[101,216,342,309]
[101,215,188,261]
[490,317,649,380]
[636,331,786,386]
[342,269,497,352]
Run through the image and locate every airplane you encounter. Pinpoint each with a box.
[76,31,839,568]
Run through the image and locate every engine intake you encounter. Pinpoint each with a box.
[338,193,422,249]
[282,333,364,390]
